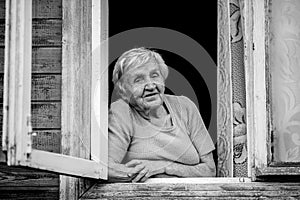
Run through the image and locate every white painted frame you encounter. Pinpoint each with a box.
[91,0,108,173]
[2,0,108,180]
[2,0,33,166]
[245,0,300,178]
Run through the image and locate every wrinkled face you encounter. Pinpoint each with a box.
[122,61,165,112]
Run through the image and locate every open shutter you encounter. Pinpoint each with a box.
[2,0,108,179]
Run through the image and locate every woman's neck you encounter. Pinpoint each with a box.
[136,103,169,120]
[149,104,168,118]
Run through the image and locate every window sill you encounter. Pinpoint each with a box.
[144,177,251,184]
[81,177,300,199]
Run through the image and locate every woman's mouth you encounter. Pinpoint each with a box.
[143,92,158,98]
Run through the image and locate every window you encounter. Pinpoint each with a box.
[2,0,108,179]
[2,0,299,198]
[245,0,300,178]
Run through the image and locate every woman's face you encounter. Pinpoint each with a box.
[122,61,165,112]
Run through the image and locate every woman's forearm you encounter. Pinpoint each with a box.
[165,162,216,177]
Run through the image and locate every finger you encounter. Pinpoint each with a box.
[140,172,150,182]
[125,160,142,167]
[127,164,145,178]
[132,168,149,183]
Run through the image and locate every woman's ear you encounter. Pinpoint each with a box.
[116,82,129,103]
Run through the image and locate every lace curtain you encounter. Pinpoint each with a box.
[271,0,300,162]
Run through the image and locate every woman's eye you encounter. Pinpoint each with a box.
[134,78,141,83]
[151,73,159,78]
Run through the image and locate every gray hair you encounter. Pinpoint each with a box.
[112,47,169,95]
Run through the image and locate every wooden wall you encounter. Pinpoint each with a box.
[0,0,61,199]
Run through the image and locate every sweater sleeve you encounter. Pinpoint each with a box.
[108,100,132,163]
[179,96,215,157]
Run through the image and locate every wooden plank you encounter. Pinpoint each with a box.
[31,102,61,129]
[0,132,5,162]
[24,150,103,179]
[32,48,62,73]
[0,21,4,47]
[217,0,234,177]
[0,105,2,128]
[84,190,300,198]
[1,74,61,103]
[88,182,300,192]
[0,74,61,102]
[2,128,61,159]
[82,198,293,200]
[0,74,3,100]
[1,48,62,73]
[256,166,300,176]
[0,0,62,19]
[82,182,300,199]
[32,19,62,46]
[32,0,62,19]
[0,47,3,72]
[0,162,58,175]
[0,170,58,187]
[0,187,59,200]
[144,177,251,184]
[0,0,4,19]
[0,163,59,198]
[31,74,61,101]
[0,19,62,46]
[61,0,93,199]
[32,130,61,153]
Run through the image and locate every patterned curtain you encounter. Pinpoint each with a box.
[270,0,300,162]
[230,0,248,176]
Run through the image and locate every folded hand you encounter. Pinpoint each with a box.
[108,161,146,182]
[125,159,171,182]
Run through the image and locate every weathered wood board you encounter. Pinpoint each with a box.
[32,130,61,153]
[0,48,62,73]
[31,74,61,101]
[82,182,300,199]
[0,0,62,19]
[0,74,61,101]
[0,163,58,187]
[32,48,62,73]
[0,187,59,200]
[1,130,61,155]
[0,19,62,46]
[31,102,61,129]
[0,0,4,19]
[0,102,61,129]
[32,19,62,46]
[32,0,62,19]
[0,163,59,199]
[0,132,5,162]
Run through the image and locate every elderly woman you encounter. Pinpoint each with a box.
[109,47,216,182]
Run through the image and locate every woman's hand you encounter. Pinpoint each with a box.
[125,160,171,182]
[108,160,146,182]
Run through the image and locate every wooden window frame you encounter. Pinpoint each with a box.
[2,0,108,180]
[245,0,300,178]
[0,0,254,184]
[6,0,299,195]
[216,0,234,177]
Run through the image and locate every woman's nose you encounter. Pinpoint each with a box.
[145,81,155,90]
